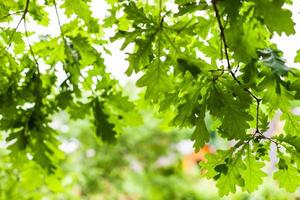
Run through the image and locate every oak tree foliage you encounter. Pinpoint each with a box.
[1,0,300,196]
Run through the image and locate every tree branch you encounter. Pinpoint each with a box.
[212,0,262,134]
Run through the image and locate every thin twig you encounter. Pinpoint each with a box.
[0,11,23,21]
[53,0,64,37]
[255,99,261,132]
[258,132,279,146]
[220,36,223,61]
[234,64,240,75]
[208,69,230,72]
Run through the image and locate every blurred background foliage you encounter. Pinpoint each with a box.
[1,106,299,199]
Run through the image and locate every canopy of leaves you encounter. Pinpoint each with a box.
[0,0,300,197]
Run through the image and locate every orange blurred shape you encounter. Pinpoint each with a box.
[182,144,212,173]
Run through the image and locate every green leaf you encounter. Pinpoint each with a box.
[56,91,73,110]
[111,30,143,51]
[215,150,246,196]
[241,60,259,85]
[68,102,92,119]
[104,92,143,129]
[71,35,99,67]
[207,83,225,117]
[28,1,49,26]
[7,129,28,151]
[241,146,267,192]
[258,111,269,133]
[219,0,242,22]
[92,98,117,142]
[281,112,300,136]
[226,15,268,62]
[220,102,253,139]
[124,2,153,25]
[273,155,300,192]
[256,75,290,110]
[172,82,201,127]
[175,1,208,16]
[31,127,59,173]
[253,0,295,35]
[201,149,232,179]
[207,83,253,139]
[290,79,300,99]
[126,34,155,75]
[61,0,98,32]
[257,48,289,77]
[136,58,172,103]
[176,58,201,78]
[277,134,300,152]
[191,109,209,151]
[201,147,247,196]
